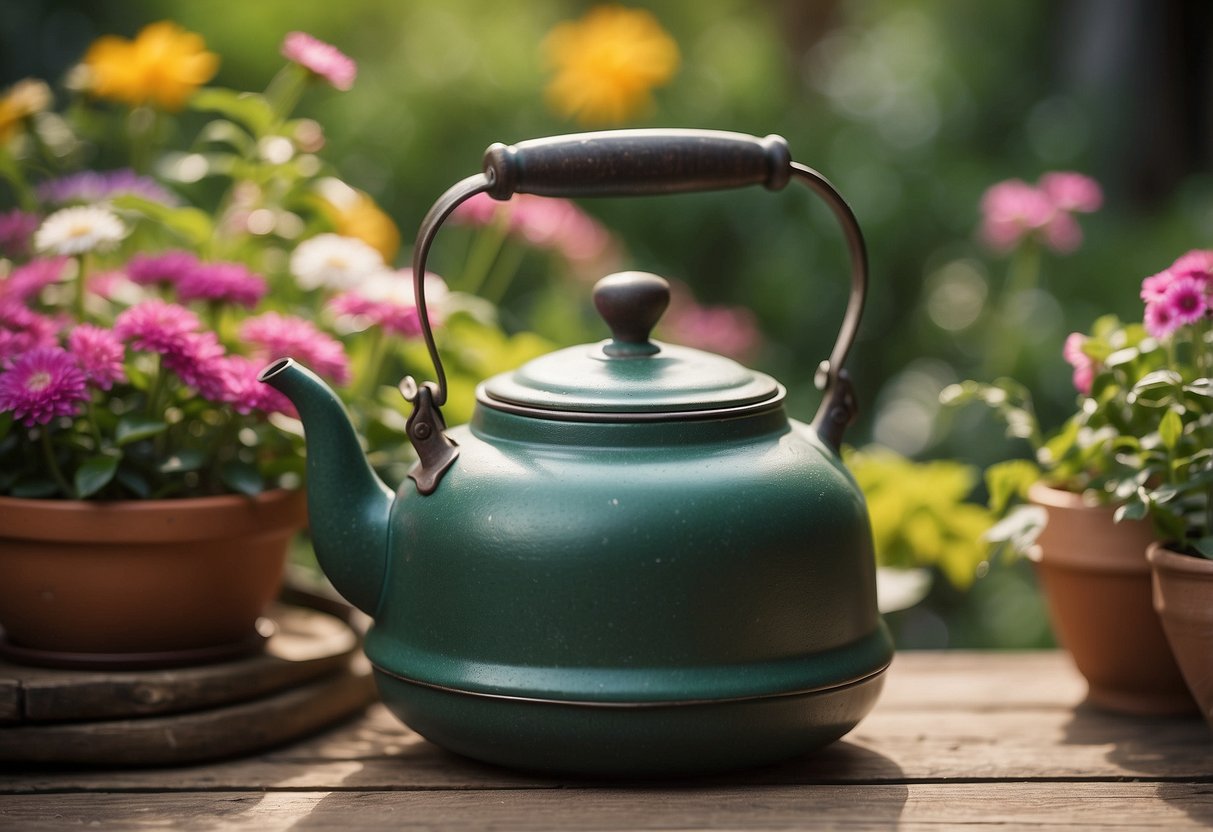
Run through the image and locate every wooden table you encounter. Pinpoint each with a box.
[1,651,1210,830]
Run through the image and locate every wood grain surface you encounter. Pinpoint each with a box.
[1,651,1211,830]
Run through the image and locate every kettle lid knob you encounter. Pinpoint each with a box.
[593,271,669,357]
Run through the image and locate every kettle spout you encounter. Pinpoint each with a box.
[259,358,393,616]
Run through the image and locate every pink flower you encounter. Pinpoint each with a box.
[1168,249,1213,285]
[68,325,126,391]
[0,298,59,366]
[0,346,89,426]
[1145,299,1180,340]
[1161,274,1207,328]
[1062,332,1096,394]
[126,250,200,287]
[114,300,201,354]
[1140,269,1174,304]
[1039,172,1103,213]
[163,331,228,399]
[328,269,445,339]
[281,32,357,91]
[177,261,267,308]
[1,257,70,301]
[217,355,294,415]
[0,209,40,258]
[980,180,1055,253]
[659,284,763,362]
[239,312,350,384]
[1039,210,1082,255]
[452,193,611,263]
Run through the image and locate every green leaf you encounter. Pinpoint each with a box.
[111,195,214,247]
[1130,370,1182,406]
[984,459,1041,514]
[1159,409,1183,450]
[0,411,12,440]
[219,460,264,497]
[115,416,168,446]
[189,87,275,137]
[1191,537,1213,559]
[75,454,120,498]
[159,449,206,473]
[115,467,151,498]
[1114,500,1149,522]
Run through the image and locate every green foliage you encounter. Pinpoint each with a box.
[844,445,993,589]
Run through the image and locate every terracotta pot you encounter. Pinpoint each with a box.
[0,489,307,666]
[1028,483,1195,715]
[1148,543,1213,726]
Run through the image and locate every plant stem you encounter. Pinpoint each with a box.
[357,326,389,402]
[480,239,527,306]
[461,217,510,298]
[41,429,74,498]
[983,242,1041,378]
[73,254,88,322]
[265,64,309,126]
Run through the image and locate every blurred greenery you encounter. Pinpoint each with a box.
[4,0,1210,649]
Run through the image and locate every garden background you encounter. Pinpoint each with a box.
[3,0,1211,649]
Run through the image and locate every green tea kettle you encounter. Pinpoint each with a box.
[261,129,892,776]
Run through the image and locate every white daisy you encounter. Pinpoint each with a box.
[358,269,448,308]
[35,205,127,256]
[290,233,384,291]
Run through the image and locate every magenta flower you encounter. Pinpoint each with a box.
[452,193,611,263]
[240,312,350,384]
[177,261,268,308]
[1140,269,1174,304]
[328,270,446,340]
[1,257,70,301]
[281,32,357,91]
[0,298,59,366]
[1062,332,1096,395]
[0,209,40,258]
[67,325,126,391]
[0,346,89,426]
[1145,300,1179,340]
[114,299,201,354]
[162,330,228,399]
[1039,172,1103,213]
[217,355,294,415]
[126,250,200,287]
[1169,249,1213,285]
[1161,274,1207,328]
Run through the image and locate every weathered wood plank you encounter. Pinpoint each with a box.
[0,783,1208,831]
[0,664,376,766]
[4,699,1208,793]
[0,605,359,724]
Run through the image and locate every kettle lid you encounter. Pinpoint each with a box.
[480,272,781,419]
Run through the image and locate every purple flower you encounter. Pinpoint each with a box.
[68,324,126,391]
[36,169,179,207]
[0,346,89,426]
[176,261,267,308]
[239,312,350,384]
[126,250,200,287]
[281,32,357,91]
[0,209,40,258]
[1,257,70,301]
[113,299,201,354]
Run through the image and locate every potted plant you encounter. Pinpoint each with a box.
[1096,249,1213,725]
[942,174,1195,714]
[0,23,443,667]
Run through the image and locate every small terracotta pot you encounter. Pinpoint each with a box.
[1028,483,1195,715]
[1148,543,1213,726]
[0,489,307,664]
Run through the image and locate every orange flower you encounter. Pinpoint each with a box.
[0,79,51,143]
[543,5,679,125]
[317,178,401,263]
[82,21,219,111]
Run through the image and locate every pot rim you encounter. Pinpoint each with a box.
[0,488,307,544]
[1027,481,1111,511]
[1147,541,1213,576]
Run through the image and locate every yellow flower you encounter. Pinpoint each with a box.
[82,21,219,111]
[317,178,401,263]
[0,79,51,143]
[543,5,680,125]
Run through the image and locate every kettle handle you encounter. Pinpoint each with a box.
[404,129,867,488]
